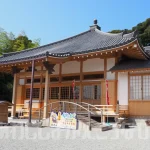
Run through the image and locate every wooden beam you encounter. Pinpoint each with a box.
[18,70,46,77]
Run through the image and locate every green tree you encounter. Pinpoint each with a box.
[0,28,40,102]
[12,32,40,51]
[109,18,150,46]
[0,28,15,55]
[0,29,40,54]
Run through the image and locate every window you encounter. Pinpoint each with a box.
[51,87,59,99]
[60,86,80,100]
[83,73,104,80]
[61,87,69,99]
[70,86,80,99]
[130,75,150,100]
[42,88,51,99]
[50,77,59,82]
[94,85,101,100]
[62,75,80,81]
[130,76,142,100]
[26,89,30,98]
[26,78,41,84]
[83,85,101,100]
[143,76,150,100]
[26,88,40,99]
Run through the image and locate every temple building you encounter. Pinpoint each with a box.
[0,20,150,119]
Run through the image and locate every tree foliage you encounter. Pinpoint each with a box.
[0,73,13,101]
[0,29,40,55]
[0,29,40,101]
[109,18,150,46]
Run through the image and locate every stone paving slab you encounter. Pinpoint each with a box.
[0,118,148,150]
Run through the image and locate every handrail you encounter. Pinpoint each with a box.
[16,104,26,106]
[38,101,103,116]
[37,101,104,130]
[94,105,114,107]
[77,102,103,112]
[38,101,97,114]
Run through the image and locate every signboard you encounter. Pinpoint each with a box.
[50,111,77,130]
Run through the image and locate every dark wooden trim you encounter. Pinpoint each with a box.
[43,61,55,74]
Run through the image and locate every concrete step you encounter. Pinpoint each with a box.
[77,115,102,129]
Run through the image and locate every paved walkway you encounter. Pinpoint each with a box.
[0,119,149,150]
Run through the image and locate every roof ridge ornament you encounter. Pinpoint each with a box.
[90,19,101,31]
[94,19,98,25]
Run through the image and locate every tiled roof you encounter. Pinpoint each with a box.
[109,59,150,72]
[0,28,138,64]
[0,101,13,106]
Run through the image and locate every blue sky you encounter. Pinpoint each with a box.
[0,0,149,45]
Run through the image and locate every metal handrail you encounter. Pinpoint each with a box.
[77,102,103,112]
[38,101,95,115]
[37,101,104,130]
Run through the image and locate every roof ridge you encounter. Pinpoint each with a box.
[95,29,124,37]
[123,30,138,38]
[2,30,91,57]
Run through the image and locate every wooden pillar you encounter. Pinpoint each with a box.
[104,58,107,80]
[39,74,43,102]
[115,57,119,109]
[43,70,49,119]
[79,61,83,103]
[11,73,17,118]
[59,63,62,100]
[28,60,35,123]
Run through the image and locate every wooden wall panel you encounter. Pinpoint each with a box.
[101,81,116,105]
[0,105,8,122]
[16,85,24,104]
[129,101,150,116]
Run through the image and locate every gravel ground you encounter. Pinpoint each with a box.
[0,119,150,150]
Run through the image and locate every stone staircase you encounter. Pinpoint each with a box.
[42,114,102,131]
[78,115,102,129]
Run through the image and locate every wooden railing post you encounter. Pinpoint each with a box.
[75,103,77,114]
[101,109,103,124]
[39,109,41,122]
[62,102,65,112]
[88,104,91,131]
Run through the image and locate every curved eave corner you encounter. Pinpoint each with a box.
[136,38,150,60]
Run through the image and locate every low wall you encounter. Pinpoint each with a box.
[129,101,150,116]
[0,105,8,123]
